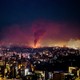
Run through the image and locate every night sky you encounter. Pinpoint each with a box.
[0,0,80,47]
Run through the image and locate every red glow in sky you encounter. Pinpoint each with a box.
[0,20,80,48]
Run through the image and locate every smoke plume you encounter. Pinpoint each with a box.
[33,28,46,47]
[66,39,80,49]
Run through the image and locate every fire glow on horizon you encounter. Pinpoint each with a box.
[32,39,80,49]
[0,20,80,49]
[0,39,80,49]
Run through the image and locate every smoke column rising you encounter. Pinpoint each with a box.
[34,28,46,47]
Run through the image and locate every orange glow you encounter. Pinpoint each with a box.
[0,39,80,49]
[33,42,41,48]
[29,41,41,48]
